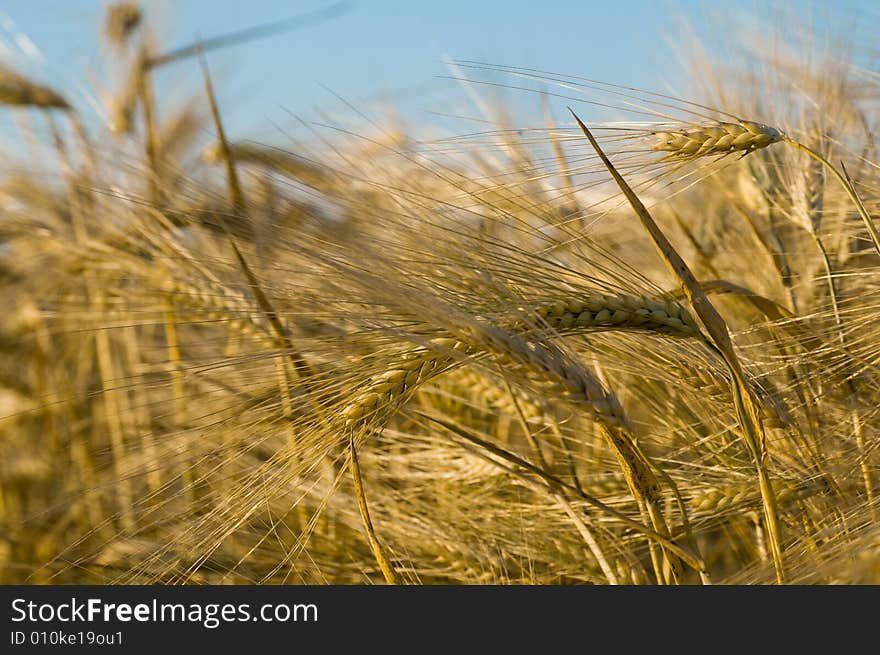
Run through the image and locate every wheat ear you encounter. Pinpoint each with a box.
[785,140,880,257]
[104,2,142,46]
[652,120,783,158]
[525,293,700,338]
[343,291,701,428]
[0,68,70,110]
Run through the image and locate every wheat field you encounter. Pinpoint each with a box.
[1,3,878,585]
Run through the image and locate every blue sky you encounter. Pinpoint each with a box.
[0,1,876,142]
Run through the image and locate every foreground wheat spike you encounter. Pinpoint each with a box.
[651,111,880,260]
[337,289,705,579]
[524,293,701,338]
[652,121,784,158]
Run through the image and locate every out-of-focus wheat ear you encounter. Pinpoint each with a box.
[105,2,142,47]
[570,108,786,584]
[670,211,721,279]
[840,161,880,257]
[202,142,338,195]
[666,279,794,322]
[728,190,798,314]
[349,435,401,584]
[156,102,203,164]
[785,138,880,257]
[198,46,316,383]
[786,146,876,510]
[107,56,140,135]
[0,68,70,110]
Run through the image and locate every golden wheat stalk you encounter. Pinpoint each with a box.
[104,2,142,47]
[349,435,401,584]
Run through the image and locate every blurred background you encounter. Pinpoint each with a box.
[1,0,875,143]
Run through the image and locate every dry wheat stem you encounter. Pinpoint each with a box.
[349,435,401,584]
[571,110,786,583]
[198,49,316,383]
